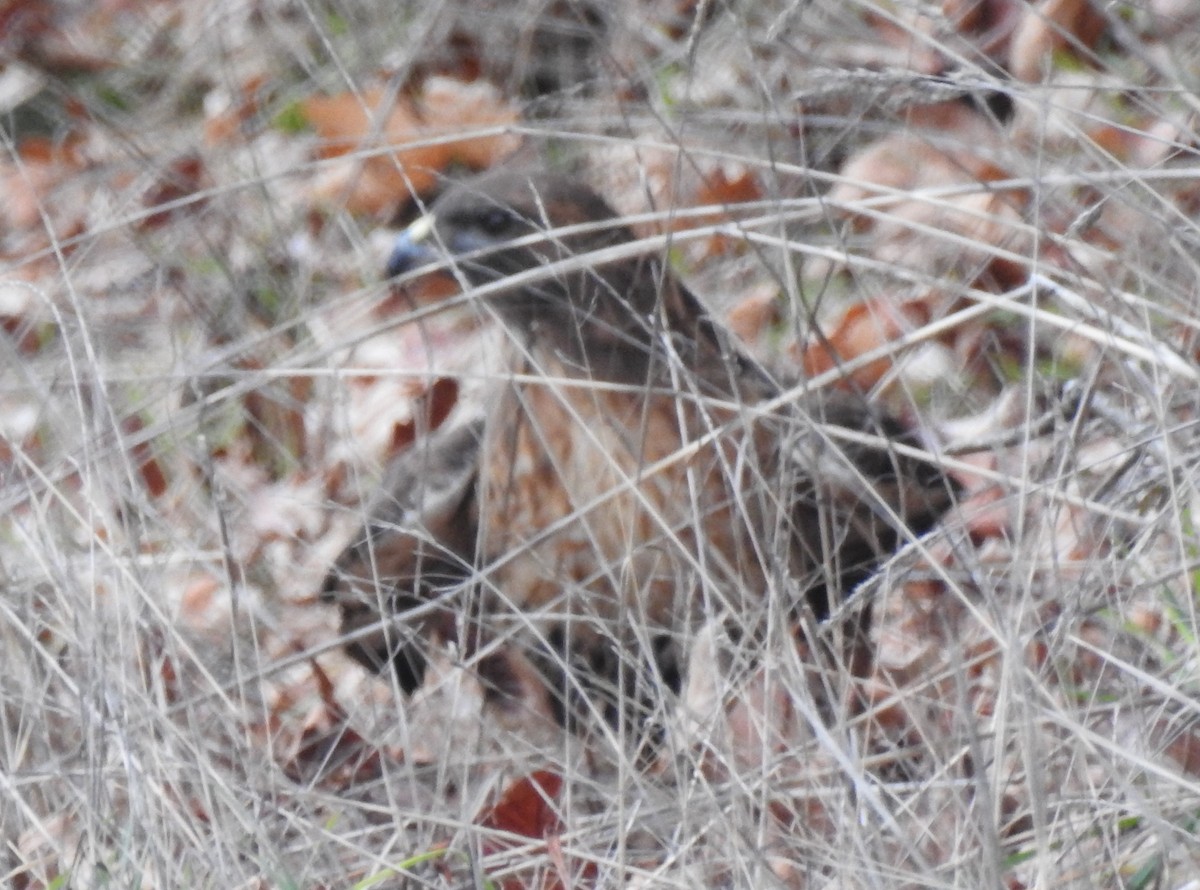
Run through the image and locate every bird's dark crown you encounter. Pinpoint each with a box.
[388,173,697,369]
[387,172,635,287]
[384,171,774,395]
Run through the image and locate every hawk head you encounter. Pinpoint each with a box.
[385,172,706,380]
[384,171,774,396]
[387,172,636,295]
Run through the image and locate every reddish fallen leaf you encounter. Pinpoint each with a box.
[140,155,209,229]
[0,0,114,74]
[410,29,484,83]
[280,659,384,788]
[959,485,1012,542]
[178,573,221,629]
[944,0,1026,68]
[691,165,762,256]
[1159,721,1200,777]
[479,770,564,843]
[1,153,78,234]
[390,376,459,453]
[1009,0,1108,82]
[303,78,521,216]
[17,134,84,165]
[801,296,931,390]
[695,164,760,210]
[204,74,268,146]
[283,718,383,788]
[122,414,168,498]
[831,128,1031,288]
[725,283,782,346]
[243,373,312,475]
[477,770,596,890]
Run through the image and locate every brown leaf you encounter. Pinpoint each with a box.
[420,77,521,170]
[121,414,168,498]
[833,130,1030,288]
[0,278,55,353]
[242,372,312,475]
[478,770,564,842]
[690,165,762,255]
[15,813,78,890]
[862,6,944,74]
[960,485,1012,541]
[280,660,385,788]
[944,0,1026,67]
[476,770,592,890]
[304,87,414,160]
[140,155,208,230]
[0,0,115,75]
[283,715,383,789]
[16,134,84,165]
[801,296,931,390]
[390,376,460,453]
[725,283,782,345]
[204,74,269,146]
[304,78,521,216]
[1159,721,1200,777]
[178,573,221,629]
[1009,0,1108,82]
[1,152,76,234]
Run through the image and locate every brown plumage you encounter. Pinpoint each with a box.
[321,171,954,724]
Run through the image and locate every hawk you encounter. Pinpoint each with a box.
[321,171,954,725]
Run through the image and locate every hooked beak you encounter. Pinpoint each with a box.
[385,214,440,278]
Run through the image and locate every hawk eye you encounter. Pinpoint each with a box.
[476,206,516,236]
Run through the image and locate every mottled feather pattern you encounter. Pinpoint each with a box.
[322,171,956,724]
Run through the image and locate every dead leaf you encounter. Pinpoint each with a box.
[0,278,55,353]
[204,74,268,146]
[280,660,385,788]
[178,573,221,630]
[801,296,931,390]
[476,770,593,890]
[1158,720,1200,778]
[725,283,782,346]
[140,154,208,230]
[121,413,168,498]
[0,161,50,234]
[304,78,521,216]
[832,131,1030,288]
[691,164,762,256]
[241,369,313,476]
[944,0,1026,67]
[959,485,1012,541]
[478,770,564,843]
[0,0,114,75]
[390,376,459,453]
[1009,0,1108,82]
[15,813,78,890]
